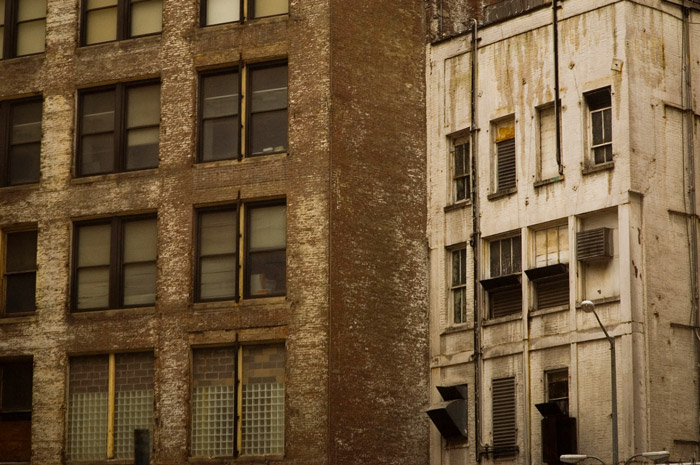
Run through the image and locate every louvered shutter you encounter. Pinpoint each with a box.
[492,377,517,457]
[490,287,521,318]
[497,138,516,191]
[536,275,569,309]
[576,228,612,261]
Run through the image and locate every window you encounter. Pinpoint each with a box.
[0,358,32,462]
[191,344,285,457]
[451,136,470,203]
[492,377,517,457]
[198,63,287,162]
[67,353,154,461]
[73,215,157,311]
[195,201,286,301]
[2,229,37,316]
[525,224,569,309]
[493,117,516,194]
[0,97,42,186]
[0,0,46,59]
[450,248,466,324]
[578,211,619,300]
[77,81,160,176]
[480,235,522,318]
[586,88,612,165]
[201,0,288,26]
[81,0,162,45]
[546,369,568,415]
[537,102,559,181]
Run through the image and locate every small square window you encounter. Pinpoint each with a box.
[0,0,46,59]
[585,88,612,165]
[81,0,162,45]
[3,229,37,315]
[1,97,42,187]
[77,81,160,176]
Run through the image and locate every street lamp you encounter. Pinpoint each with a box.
[561,454,606,465]
[581,299,618,465]
[623,451,670,465]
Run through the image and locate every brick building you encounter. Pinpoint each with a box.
[427,0,700,465]
[0,0,428,464]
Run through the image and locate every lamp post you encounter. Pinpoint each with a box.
[561,454,607,465]
[623,451,670,465]
[581,300,618,465]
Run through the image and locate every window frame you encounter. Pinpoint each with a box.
[481,234,522,319]
[449,246,467,325]
[76,79,161,177]
[0,96,42,187]
[197,67,242,163]
[79,0,163,46]
[200,0,288,27]
[527,224,569,310]
[190,343,285,459]
[545,368,569,416]
[243,199,286,299]
[245,60,288,158]
[585,87,613,166]
[1,0,47,60]
[491,116,516,196]
[450,134,470,204]
[71,213,158,312]
[2,227,38,317]
[0,357,33,463]
[66,352,154,461]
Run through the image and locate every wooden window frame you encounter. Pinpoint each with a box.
[1,0,46,59]
[2,227,38,317]
[80,0,162,46]
[482,235,522,319]
[0,96,42,187]
[200,0,288,26]
[451,136,470,204]
[245,60,288,158]
[71,214,157,312]
[76,80,160,177]
[450,247,467,325]
[545,369,569,416]
[585,87,612,165]
[197,67,242,163]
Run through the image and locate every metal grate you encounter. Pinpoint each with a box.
[536,275,569,309]
[492,377,517,457]
[490,287,521,318]
[191,385,236,457]
[114,390,154,459]
[67,392,108,461]
[241,382,285,455]
[496,138,516,191]
[576,228,612,261]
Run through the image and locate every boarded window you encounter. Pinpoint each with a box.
[0,359,32,462]
[538,103,559,180]
[492,377,517,457]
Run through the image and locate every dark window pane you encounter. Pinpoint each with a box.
[200,255,236,299]
[586,89,610,111]
[454,148,465,175]
[249,249,285,296]
[490,242,499,277]
[591,111,603,146]
[500,239,511,276]
[512,237,521,272]
[1,362,32,411]
[82,91,115,134]
[6,231,37,272]
[453,288,465,324]
[203,73,239,119]
[5,273,36,314]
[81,133,115,175]
[603,108,612,144]
[8,143,40,185]
[126,127,159,170]
[250,66,287,110]
[249,109,287,155]
[456,177,467,201]
[202,117,238,161]
[11,101,42,144]
[452,250,461,286]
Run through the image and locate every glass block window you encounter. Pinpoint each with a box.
[67,353,154,461]
[191,344,285,458]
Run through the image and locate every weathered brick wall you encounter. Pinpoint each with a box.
[192,347,236,387]
[115,352,155,392]
[68,355,109,394]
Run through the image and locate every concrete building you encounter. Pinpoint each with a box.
[426,1,700,465]
[0,1,428,464]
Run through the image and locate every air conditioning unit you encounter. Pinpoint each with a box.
[576,228,612,262]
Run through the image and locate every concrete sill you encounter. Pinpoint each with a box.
[482,312,522,326]
[487,188,517,201]
[441,324,473,335]
[0,182,40,193]
[193,152,288,169]
[70,168,159,185]
[444,200,472,212]
[188,455,284,464]
[534,175,564,187]
[582,161,614,175]
[69,306,156,320]
[529,305,569,318]
[0,314,36,325]
[575,296,620,309]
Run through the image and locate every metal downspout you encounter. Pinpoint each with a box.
[553,0,563,175]
[470,18,484,464]
[681,6,700,436]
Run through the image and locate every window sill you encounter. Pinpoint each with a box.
[441,323,473,335]
[444,200,471,212]
[70,306,156,320]
[0,182,40,192]
[76,33,162,52]
[483,312,522,326]
[582,161,614,175]
[534,175,564,188]
[575,296,620,309]
[188,455,284,464]
[0,313,36,324]
[529,304,569,318]
[192,296,287,313]
[0,52,45,65]
[71,168,159,185]
[66,460,132,465]
[487,188,517,201]
[193,152,288,169]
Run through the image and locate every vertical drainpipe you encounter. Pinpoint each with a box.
[553,0,563,175]
[470,18,483,464]
[681,6,700,435]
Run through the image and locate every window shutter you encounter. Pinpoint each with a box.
[576,228,612,261]
[492,377,517,457]
[536,275,569,309]
[490,287,521,318]
[497,138,516,191]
